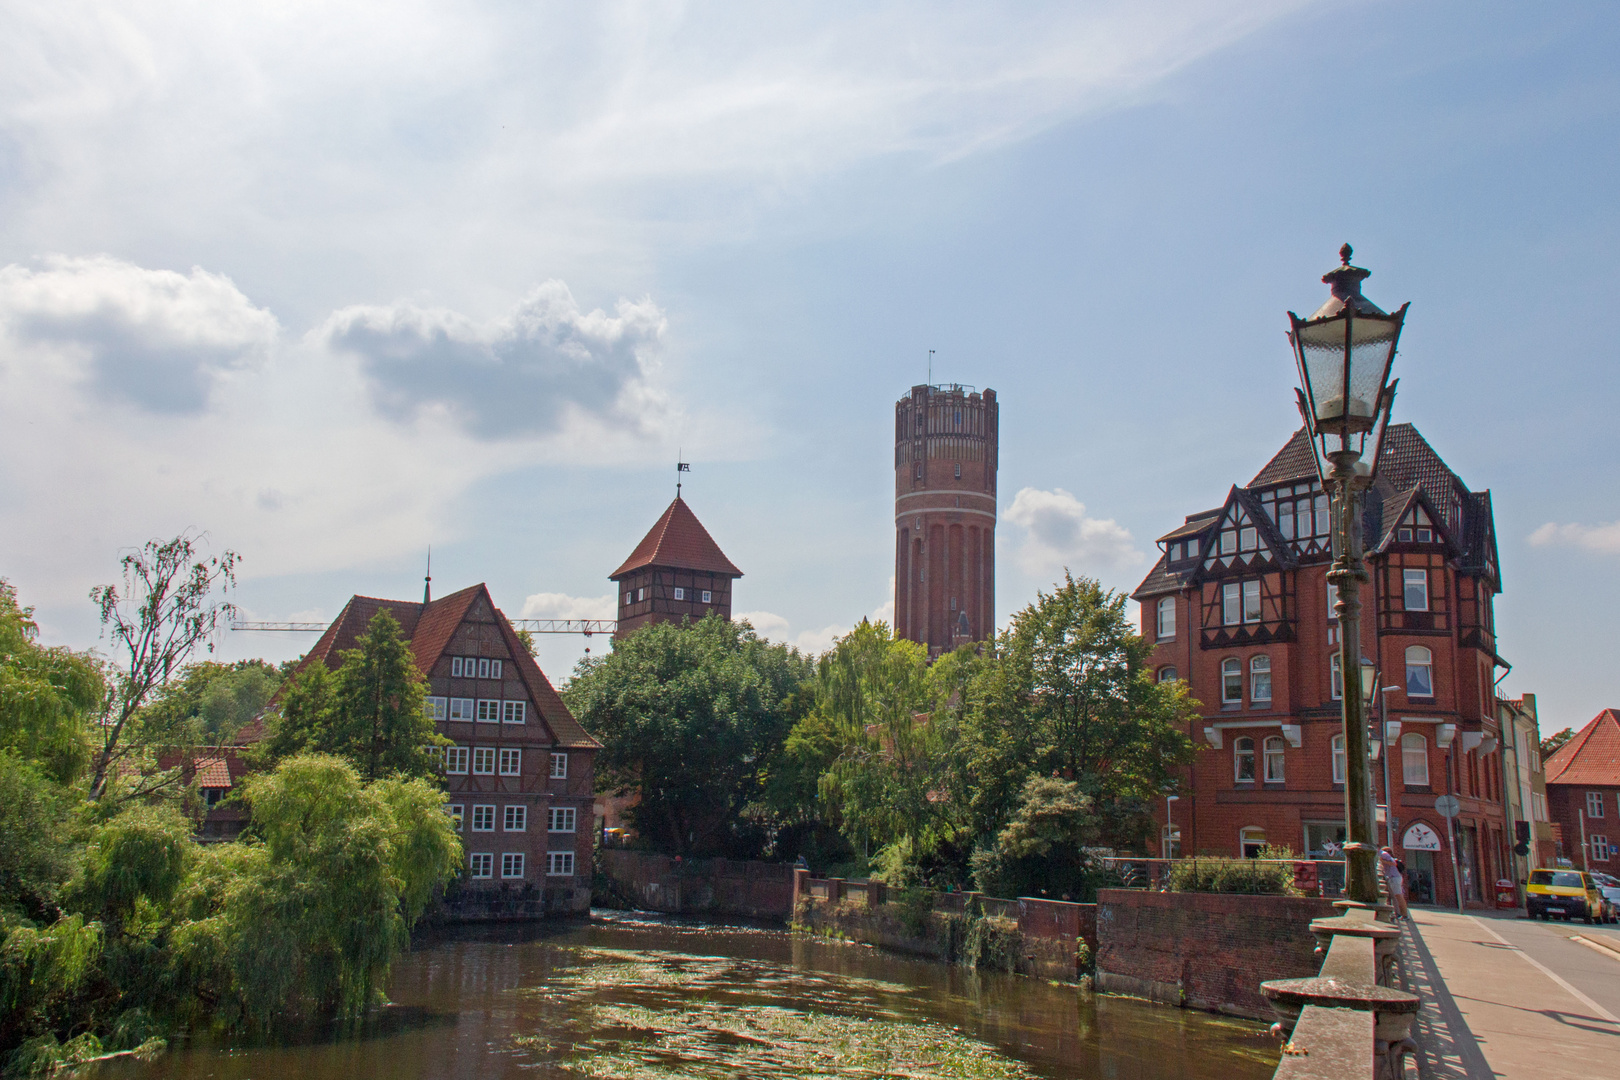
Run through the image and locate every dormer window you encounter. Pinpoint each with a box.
[1417,527,1432,543]
[1240,527,1257,551]
[1220,530,1237,555]
[1399,527,1413,542]
[1168,542,1181,562]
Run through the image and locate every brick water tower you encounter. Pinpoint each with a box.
[894,383,998,656]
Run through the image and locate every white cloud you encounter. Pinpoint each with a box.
[1528,521,1620,555]
[738,584,896,657]
[520,591,616,621]
[320,282,668,438]
[1002,486,1145,577]
[0,256,278,412]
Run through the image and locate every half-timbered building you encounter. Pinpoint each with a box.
[610,496,743,639]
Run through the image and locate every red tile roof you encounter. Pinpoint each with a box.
[1545,709,1620,787]
[610,497,743,579]
[194,757,233,788]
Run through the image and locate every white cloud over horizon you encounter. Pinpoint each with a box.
[1528,520,1620,555]
[1002,486,1145,579]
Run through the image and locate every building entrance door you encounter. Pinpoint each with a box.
[1405,851,1435,904]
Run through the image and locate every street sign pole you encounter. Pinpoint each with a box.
[1436,794,1462,913]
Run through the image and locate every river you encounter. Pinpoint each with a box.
[90,911,1279,1080]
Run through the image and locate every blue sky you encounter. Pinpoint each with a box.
[1,1,1616,729]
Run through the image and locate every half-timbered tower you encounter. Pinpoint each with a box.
[1134,424,1510,907]
[894,383,998,656]
[279,584,599,914]
[610,497,743,640]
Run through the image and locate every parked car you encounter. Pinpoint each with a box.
[1526,868,1605,923]
[1590,871,1620,924]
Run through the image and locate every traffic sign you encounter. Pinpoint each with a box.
[1435,794,1461,818]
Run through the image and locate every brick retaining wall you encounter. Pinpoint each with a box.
[600,850,796,920]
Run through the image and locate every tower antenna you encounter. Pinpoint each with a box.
[928,349,935,387]
[424,546,432,605]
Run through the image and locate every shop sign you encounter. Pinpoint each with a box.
[1403,822,1442,851]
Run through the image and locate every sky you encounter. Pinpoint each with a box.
[2,1,1617,729]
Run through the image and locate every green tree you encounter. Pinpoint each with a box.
[565,615,813,856]
[1541,727,1575,759]
[139,661,282,744]
[959,572,1198,853]
[0,581,103,785]
[968,776,1101,899]
[252,610,443,782]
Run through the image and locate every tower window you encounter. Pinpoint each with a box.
[1402,569,1429,611]
[954,463,961,479]
[950,596,957,611]
[915,461,923,480]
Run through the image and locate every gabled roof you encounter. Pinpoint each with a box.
[611,497,743,580]
[1545,709,1620,788]
[1250,427,1317,487]
[1370,486,1457,558]
[1157,509,1222,545]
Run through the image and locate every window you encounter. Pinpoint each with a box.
[1315,495,1330,537]
[203,787,224,808]
[480,658,500,679]
[1279,502,1295,539]
[501,853,525,879]
[1402,733,1429,787]
[550,753,568,779]
[1263,736,1286,783]
[1234,736,1256,782]
[1240,526,1257,551]
[448,804,464,831]
[549,806,577,833]
[1220,530,1236,555]
[425,696,447,721]
[954,463,961,479]
[1250,655,1271,703]
[1417,527,1433,543]
[1157,666,1178,683]
[1330,654,1343,700]
[1532,791,1548,821]
[1402,569,1429,611]
[1325,581,1339,621]
[503,805,527,832]
[470,805,495,832]
[469,852,493,878]
[1405,646,1434,698]
[1156,597,1176,640]
[1398,527,1412,543]
[451,657,464,677]
[636,588,645,602]
[477,699,501,722]
[701,590,712,604]
[472,747,496,775]
[1240,826,1267,859]
[1242,580,1261,623]
[1331,735,1346,784]
[1169,542,1181,561]
[673,587,685,600]
[502,700,526,725]
[548,851,575,877]
[499,748,522,776]
[1223,583,1240,626]
[1222,658,1242,704]
[1588,792,1606,819]
[448,697,474,722]
[915,461,923,480]
[445,746,469,775]
[1593,835,1611,863]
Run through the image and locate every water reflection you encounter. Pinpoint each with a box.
[90,911,1278,1080]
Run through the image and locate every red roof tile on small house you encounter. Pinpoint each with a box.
[194,757,233,788]
[610,496,743,580]
[1545,709,1620,787]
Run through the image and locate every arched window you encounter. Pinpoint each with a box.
[1222,658,1243,704]
[1406,646,1434,698]
[1263,736,1286,783]
[1330,654,1343,700]
[1250,655,1272,703]
[1402,732,1430,787]
[1157,666,1178,684]
[1157,597,1176,640]
[1332,733,1347,785]
[1234,736,1256,782]
[1240,826,1267,859]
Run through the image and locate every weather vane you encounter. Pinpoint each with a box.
[677,456,690,497]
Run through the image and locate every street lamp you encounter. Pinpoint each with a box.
[1289,244,1409,906]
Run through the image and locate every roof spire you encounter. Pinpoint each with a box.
[423,546,432,606]
[676,455,690,498]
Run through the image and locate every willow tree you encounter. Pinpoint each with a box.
[0,581,103,785]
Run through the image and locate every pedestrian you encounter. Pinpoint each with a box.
[1379,846,1409,920]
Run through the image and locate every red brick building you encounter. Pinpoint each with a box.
[894,383,998,656]
[274,583,600,913]
[1134,424,1510,907]
[611,496,742,639]
[1544,708,1620,871]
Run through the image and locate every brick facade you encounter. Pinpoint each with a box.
[1134,425,1511,908]
[1544,709,1620,872]
[611,496,742,638]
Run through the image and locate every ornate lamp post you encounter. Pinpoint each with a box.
[1289,244,1408,905]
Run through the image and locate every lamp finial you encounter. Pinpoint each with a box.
[1339,243,1353,266]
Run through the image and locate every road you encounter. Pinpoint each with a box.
[1468,908,1620,1020]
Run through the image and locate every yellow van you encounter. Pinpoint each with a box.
[1526,869,1603,923]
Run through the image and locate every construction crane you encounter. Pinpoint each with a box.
[230,621,326,632]
[231,619,617,636]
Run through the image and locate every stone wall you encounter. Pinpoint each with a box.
[599,850,796,920]
[1094,888,1335,1020]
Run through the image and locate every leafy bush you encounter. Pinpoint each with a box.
[1167,854,1298,896]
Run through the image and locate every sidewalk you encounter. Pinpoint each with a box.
[1401,907,1620,1079]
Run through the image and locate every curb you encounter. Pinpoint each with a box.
[1568,933,1620,961]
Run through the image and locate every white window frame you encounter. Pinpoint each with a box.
[1263,736,1286,783]
[1221,658,1242,704]
[1240,826,1267,858]
[547,851,575,877]
[673,587,685,600]
[499,747,521,776]
[549,806,577,833]
[502,700,526,725]
[1592,835,1611,863]
[1588,792,1605,819]
[1156,597,1176,640]
[1242,580,1262,623]
[448,697,475,722]
[425,696,447,721]
[502,852,526,879]
[1220,530,1236,555]
[1239,526,1257,552]
[477,657,491,679]
[1402,733,1430,787]
[448,804,464,831]
[1325,580,1339,622]
[1234,736,1256,782]
[1158,666,1178,684]
[472,747,496,775]
[451,657,464,678]
[1314,495,1330,537]
[1331,735,1346,785]
[503,804,527,832]
[1222,583,1240,626]
[636,587,645,602]
[469,852,493,878]
[550,752,568,779]
[445,746,470,774]
[1331,654,1344,701]
[1405,646,1434,698]
[476,699,501,723]
[701,590,712,604]
[1402,568,1430,612]
[1250,655,1271,703]
[470,804,495,832]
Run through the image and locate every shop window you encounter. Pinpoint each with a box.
[1402,733,1430,787]
[1263,736,1286,783]
[1234,737,1256,782]
[1405,646,1434,698]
